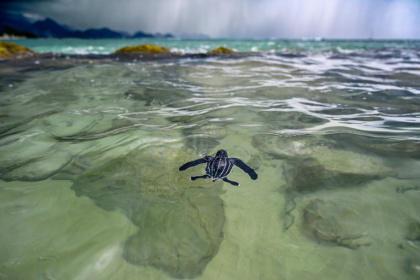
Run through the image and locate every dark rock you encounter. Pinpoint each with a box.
[69,147,225,279]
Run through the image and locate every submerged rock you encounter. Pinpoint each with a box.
[283,157,384,193]
[253,134,394,192]
[396,185,420,193]
[302,199,371,249]
[256,111,327,131]
[0,128,72,181]
[69,146,225,279]
[1,151,72,181]
[0,41,35,59]
[402,256,420,278]
[282,146,395,193]
[401,221,420,278]
[251,134,326,159]
[124,87,186,106]
[328,133,420,159]
[405,221,420,242]
[184,136,220,155]
[207,46,235,55]
[114,44,170,54]
[311,146,393,177]
[123,186,224,279]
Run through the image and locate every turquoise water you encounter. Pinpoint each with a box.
[0,39,420,279]
[8,38,420,54]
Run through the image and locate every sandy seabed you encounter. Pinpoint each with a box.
[1,171,419,279]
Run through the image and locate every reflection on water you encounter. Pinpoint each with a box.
[1,49,420,279]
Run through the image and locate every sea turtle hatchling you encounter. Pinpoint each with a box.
[179,149,258,186]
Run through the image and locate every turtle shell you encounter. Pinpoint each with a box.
[205,150,234,181]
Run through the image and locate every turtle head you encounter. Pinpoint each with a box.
[215,149,228,158]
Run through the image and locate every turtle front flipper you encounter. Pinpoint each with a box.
[230,158,258,180]
[179,158,208,171]
[223,177,239,186]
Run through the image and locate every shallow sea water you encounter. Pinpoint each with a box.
[1,47,420,279]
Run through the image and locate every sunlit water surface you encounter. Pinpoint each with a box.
[1,46,420,279]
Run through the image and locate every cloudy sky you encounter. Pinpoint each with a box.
[2,0,420,38]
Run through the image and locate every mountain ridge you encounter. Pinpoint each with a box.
[0,12,173,39]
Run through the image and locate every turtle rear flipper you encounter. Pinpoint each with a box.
[223,177,239,186]
[191,174,210,181]
[231,158,258,180]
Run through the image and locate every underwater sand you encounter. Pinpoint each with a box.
[1,48,420,279]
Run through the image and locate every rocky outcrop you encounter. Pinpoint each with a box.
[207,46,235,54]
[114,44,170,54]
[0,41,35,59]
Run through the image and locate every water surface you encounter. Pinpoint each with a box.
[1,41,420,279]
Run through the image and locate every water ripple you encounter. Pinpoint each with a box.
[1,49,420,279]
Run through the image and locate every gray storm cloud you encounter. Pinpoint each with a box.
[8,0,420,38]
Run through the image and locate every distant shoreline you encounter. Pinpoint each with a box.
[2,38,420,60]
[0,33,29,40]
